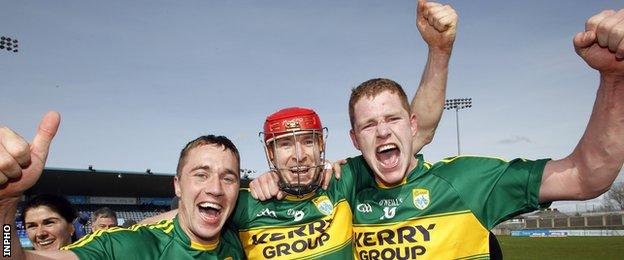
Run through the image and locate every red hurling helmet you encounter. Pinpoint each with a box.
[260,107,328,196]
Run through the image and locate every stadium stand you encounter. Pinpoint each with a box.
[494,208,624,237]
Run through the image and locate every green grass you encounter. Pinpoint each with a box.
[498,236,624,260]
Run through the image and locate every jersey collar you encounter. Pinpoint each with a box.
[411,154,431,180]
[173,215,220,251]
[284,191,317,201]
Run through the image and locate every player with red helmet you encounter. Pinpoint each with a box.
[260,107,327,197]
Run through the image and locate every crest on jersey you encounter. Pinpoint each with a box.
[312,195,333,215]
[412,188,430,210]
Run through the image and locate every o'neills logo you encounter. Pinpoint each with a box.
[412,189,430,210]
[313,196,333,215]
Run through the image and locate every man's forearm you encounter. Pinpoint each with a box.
[411,48,451,153]
[572,73,624,198]
[1,197,25,260]
[542,74,624,202]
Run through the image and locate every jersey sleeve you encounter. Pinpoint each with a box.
[435,156,550,229]
[339,156,375,205]
[219,225,246,259]
[229,188,256,230]
[63,231,112,260]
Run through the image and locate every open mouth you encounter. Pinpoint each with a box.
[284,165,315,184]
[37,239,55,247]
[375,143,400,169]
[289,166,312,175]
[197,202,222,223]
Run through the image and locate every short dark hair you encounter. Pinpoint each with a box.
[21,194,77,224]
[92,207,117,222]
[176,135,241,176]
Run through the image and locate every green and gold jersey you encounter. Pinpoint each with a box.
[63,216,244,260]
[349,154,549,260]
[231,166,371,260]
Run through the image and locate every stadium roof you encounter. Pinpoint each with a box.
[26,167,252,198]
[27,167,175,198]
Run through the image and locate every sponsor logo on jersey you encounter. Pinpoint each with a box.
[356,203,372,213]
[312,196,333,215]
[257,208,277,218]
[353,211,490,259]
[287,209,305,222]
[239,202,353,259]
[354,223,435,259]
[412,189,430,210]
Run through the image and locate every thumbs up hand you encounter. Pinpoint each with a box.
[0,111,60,198]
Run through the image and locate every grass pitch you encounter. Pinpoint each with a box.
[498,236,624,260]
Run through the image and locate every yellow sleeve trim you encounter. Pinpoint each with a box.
[439,155,509,164]
[63,219,174,250]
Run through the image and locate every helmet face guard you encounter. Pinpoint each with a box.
[260,107,327,197]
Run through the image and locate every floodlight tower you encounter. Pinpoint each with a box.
[444,98,472,155]
[0,36,19,53]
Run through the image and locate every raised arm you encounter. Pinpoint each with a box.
[411,0,457,154]
[0,112,77,259]
[540,9,624,202]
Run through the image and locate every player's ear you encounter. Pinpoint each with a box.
[174,175,181,197]
[349,129,361,150]
[410,113,418,137]
[68,223,75,236]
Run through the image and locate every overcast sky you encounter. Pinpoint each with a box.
[1,0,622,212]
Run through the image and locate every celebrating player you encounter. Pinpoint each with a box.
[0,124,245,259]
[346,9,624,259]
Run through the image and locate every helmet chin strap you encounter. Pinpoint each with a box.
[275,163,324,197]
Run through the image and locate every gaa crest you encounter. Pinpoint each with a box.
[313,195,333,215]
[412,188,430,210]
